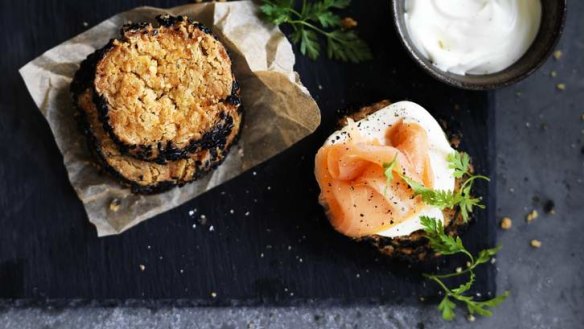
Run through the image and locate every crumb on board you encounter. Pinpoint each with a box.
[139,264,146,271]
[109,198,121,212]
[500,217,512,230]
[530,239,542,248]
[341,17,358,29]
[526,210,539,223]
[550,70,557,78]
[553,50,563,60]
[556,83,566,91]
[467,314,476,322]
[210,291,217,298]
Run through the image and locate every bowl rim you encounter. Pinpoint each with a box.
[390,0,568,91]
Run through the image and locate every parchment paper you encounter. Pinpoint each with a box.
[19,1,321,237]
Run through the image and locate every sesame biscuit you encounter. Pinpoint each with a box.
[92,15,240,162]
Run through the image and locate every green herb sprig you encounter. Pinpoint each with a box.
[383,151,489,222]
[420,216,510,321]
[260,0,372,62]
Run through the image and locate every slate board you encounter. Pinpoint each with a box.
[0,0,496,304]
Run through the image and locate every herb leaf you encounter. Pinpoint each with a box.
[438,296,457,321]
[392,151,489,222]
[260,0,372,62]
[447,152,471,179]
[421,217,509,321]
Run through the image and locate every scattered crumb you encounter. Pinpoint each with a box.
[210,292,217,298]
[356,273,360,278]
[449,135,461,148]
[455,267,462,273]
[553,50,563,60]
[82,21,89,27]
[526,210,539,223]
[467,314,476,322]
[188,210,195,216]
[209,225,215,232]
[139,264,146,271]
[109,198,121,212]
[180,269,184,274]
[245,211,250,216]
[199,214,208,226]
[252,171,257,176]
[530,239,542,248]
[318,84,323,90]
[267,186,272,190]
[341,17,358,29]
[491,257,496,264]
[229,209,235,215]
[147,245,151,250]
[556,83,566,91]
[543,200,556,215]
[550,70,557,78]
[192,223,196,229]
[500,217,513,230]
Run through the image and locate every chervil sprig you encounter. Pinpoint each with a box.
[420,216,509,321]
[260,0,372,62]
[383,151,489,222]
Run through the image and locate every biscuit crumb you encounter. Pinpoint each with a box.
[210,292,217,298]
[109,198,121,212]
[556,83,566,91]
[467,314,476,322]
[526,210,538,223]
[139,264,146,271]
[553,50,563,60]
[550,70,557,78]
[530,239,542,248]
[341,17,358,29]
[500,217,512,230]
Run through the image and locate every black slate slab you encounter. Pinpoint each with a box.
[0,0,496,304]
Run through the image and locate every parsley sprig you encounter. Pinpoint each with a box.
[260,0,372,62]
[383,151,489,222]
[383,151,507,320]
[420,216,510,321]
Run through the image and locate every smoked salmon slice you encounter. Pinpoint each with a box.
[315,120,435,238]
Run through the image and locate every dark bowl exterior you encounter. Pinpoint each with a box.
[391,0,567,90]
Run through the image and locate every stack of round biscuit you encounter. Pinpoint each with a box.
[71,15,242,194]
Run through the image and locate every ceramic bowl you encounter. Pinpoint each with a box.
[391,0,567,90]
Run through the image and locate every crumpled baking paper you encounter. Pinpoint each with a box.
[19,0,320,236]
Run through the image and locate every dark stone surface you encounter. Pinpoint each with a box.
[0,0,494,303]
[0,1,583,328]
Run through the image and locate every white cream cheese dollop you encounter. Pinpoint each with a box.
[405,0,542,75]
[324,101,456,238]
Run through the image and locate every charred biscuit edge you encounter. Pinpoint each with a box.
[90,15,242,163]
[73,88,243,194]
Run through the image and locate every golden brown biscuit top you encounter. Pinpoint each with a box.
[94,19,234,153]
